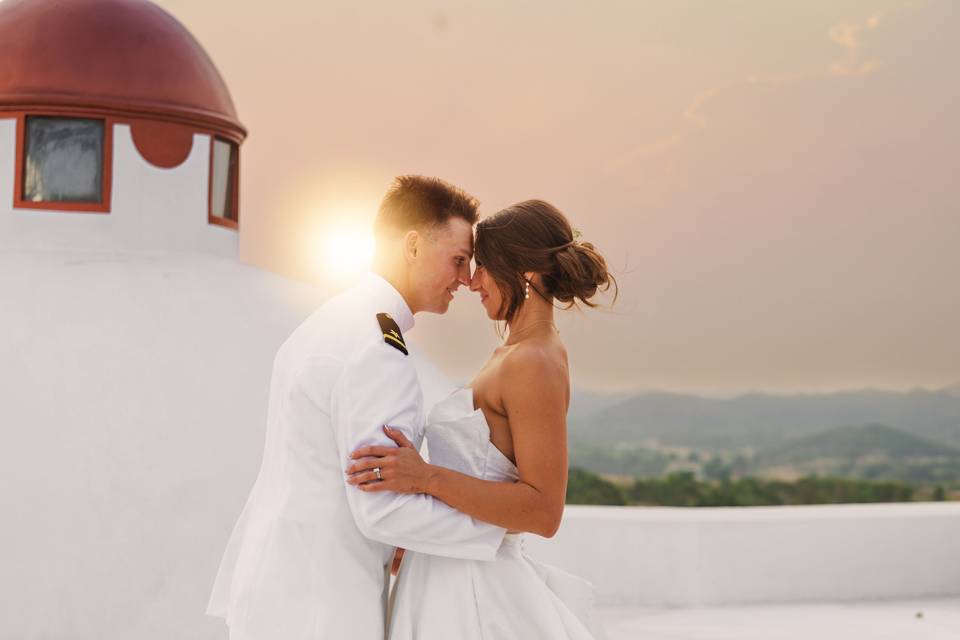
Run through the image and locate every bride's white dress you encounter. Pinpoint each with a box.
[387,388,604,640]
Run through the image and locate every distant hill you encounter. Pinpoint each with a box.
[568,389,633,423]
[746,423,960,484]
[755,423,959,467]
[569,387,960,452]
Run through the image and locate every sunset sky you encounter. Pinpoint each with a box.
[155,0,958,394]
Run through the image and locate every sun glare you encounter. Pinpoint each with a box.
[317,223,375,285]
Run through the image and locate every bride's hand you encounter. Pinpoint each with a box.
[346,426,436,494]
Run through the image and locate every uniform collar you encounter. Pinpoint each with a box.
[361,272,415,333]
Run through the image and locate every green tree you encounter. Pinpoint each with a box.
[566,467,626,505]
[702,458,732,482]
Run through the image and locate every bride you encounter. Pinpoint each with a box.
[345,199,616,639]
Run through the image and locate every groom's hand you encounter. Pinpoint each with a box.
[346,426,436,494]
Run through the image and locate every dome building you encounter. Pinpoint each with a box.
[0,0,245,252]
[0,1,322,638]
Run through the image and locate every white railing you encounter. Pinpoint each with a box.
[524,502,960,607]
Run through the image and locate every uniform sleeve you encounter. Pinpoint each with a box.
[329,340,506,561]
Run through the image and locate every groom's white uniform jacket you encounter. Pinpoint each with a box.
[207,273,506,639]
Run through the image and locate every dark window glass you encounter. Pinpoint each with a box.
[23,117,104,203]
[210,138,238,221]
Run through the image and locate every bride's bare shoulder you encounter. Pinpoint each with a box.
[501,336,568,386]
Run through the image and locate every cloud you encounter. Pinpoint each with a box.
[608,2,925,181]
[605,88,718,171]
[827,16,881,77]
[827,2,924,77]
[682,88,719,129]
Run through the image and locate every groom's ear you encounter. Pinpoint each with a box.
[403,229,419,262]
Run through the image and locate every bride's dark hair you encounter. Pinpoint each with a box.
[474,200,617,325]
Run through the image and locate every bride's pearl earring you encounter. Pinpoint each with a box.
[524,280,531,300]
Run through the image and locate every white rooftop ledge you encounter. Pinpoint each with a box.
[598,597,960,640]
[525,503,960,607]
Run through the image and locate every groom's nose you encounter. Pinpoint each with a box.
[456,263,471,286]
[469,267,482,291]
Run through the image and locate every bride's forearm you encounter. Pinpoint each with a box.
[424,465,563,538]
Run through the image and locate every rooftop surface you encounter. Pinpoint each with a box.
[598,598,960,640]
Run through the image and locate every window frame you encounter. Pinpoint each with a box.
[207,135,240,230]
[13,112,114,214]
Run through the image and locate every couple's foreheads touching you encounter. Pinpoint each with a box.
[369,174,617,324]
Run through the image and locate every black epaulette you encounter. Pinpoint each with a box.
[376,313,408,356]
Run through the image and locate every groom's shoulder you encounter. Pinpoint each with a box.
[291,291,403,363]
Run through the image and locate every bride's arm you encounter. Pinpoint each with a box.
[347,349,569,538]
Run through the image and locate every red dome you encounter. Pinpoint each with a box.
[0,0,245,140]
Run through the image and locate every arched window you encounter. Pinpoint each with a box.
[208,137,239,229]
[15,114,112,212]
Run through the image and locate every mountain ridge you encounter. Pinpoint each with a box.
[755,423,960,466]
[569,387,960,451]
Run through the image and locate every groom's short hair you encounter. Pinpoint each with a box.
[374,175,479,237]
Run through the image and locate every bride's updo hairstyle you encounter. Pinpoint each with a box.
[474,200,617,325]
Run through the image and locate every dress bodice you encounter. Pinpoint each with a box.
[393,386,601,639]
[424,388,518,483]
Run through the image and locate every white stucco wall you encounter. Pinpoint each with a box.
[0,245,461,639]
[0,250,321,639]
[0,117,311,638]
[526,503,960,607]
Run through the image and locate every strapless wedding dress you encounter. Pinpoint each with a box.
[387,388,604,640]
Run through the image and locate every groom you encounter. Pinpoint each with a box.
[206,176,506,639]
